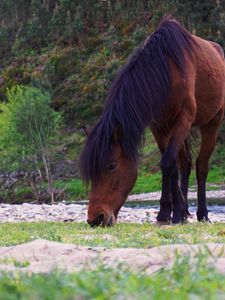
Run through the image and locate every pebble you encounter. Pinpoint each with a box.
[0,202,224,223]
[127,190,225,202]
[0,191,223,224]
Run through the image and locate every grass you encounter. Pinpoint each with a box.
[53,164,225,201]
[0,257,30,268]
[1,222,225,248]
[0,222,225,298]
[54,178,87,199]
[0,253,224,299]
[3,164,224,204]
[53,130,225,200]
[132,170,162,194]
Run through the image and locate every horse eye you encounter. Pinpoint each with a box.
[107,162,117,171]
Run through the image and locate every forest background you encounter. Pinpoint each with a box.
[0,0,224,203]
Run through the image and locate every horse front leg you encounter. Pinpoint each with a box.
[178,140,192,215]
[157,171,172,223]
[160,146,188,224]
[151,126,172,223]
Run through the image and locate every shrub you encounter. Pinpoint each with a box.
[0,85,61,203]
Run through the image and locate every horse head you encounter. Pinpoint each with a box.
[81,128,137,227]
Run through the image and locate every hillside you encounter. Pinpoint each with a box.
[0,0,224,202]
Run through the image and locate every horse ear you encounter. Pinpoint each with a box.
[81,126,90,137]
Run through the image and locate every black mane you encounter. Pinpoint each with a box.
[80,16,195,182]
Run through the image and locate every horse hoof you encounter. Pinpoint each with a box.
[181,218,188,224]
[198,216,212,223]
[157,220,171,225]
[157,216,171,224]
[186,209,192,216]
[172,220,181,225]
[172,212,188,224]
[171,216,182,224]
[197,211,211,222]
[157,211,171,223]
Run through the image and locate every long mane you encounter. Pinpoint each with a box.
[80,16,196,182]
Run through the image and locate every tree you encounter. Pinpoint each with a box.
[0,85,61,203]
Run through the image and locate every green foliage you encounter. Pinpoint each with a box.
[50,49,124,125]
[132,25,148,45]
[210,122,225,171]
[0,186,33,205]
[0,0,224,126]
[0,25,10,56]
[43,49,78,87]
[0,85,61,171]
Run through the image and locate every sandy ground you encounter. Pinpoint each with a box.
[0,239,225,274]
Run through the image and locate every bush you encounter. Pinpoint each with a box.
[0,85,61,203]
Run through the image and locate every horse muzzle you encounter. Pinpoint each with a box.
[87,212,116,227]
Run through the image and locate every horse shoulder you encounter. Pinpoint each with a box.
[168,58,195,92]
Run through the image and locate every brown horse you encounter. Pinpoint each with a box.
[80,17,225,226]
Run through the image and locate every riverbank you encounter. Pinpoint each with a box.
[0,194,224,224]
[76,189,225,204]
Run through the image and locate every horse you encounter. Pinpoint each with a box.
[80,16,225,227]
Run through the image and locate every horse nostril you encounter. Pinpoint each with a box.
[87,213,105,227]
[97,213,104,224]
[87,219,95,227]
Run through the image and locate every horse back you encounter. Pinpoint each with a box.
[209,41,224,60]
[190,35,225,125]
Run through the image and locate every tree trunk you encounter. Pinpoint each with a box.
[42,152,54,205]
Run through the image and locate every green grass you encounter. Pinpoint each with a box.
[207,165,225,185]
[1,222,225,248]
[54,164,225,201]
[54,178,87,199]
[132,171,162,194]
[4,164,224,204]
[0,257,30,268]
[0,254,224,299]
[0,222,225,299]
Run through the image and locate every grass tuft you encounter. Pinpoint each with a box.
[0,254,224,299]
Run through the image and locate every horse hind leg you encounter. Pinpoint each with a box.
[196,108,224,222]
[152,120,193,224]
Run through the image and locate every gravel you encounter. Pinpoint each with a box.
[0,189,224,223]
